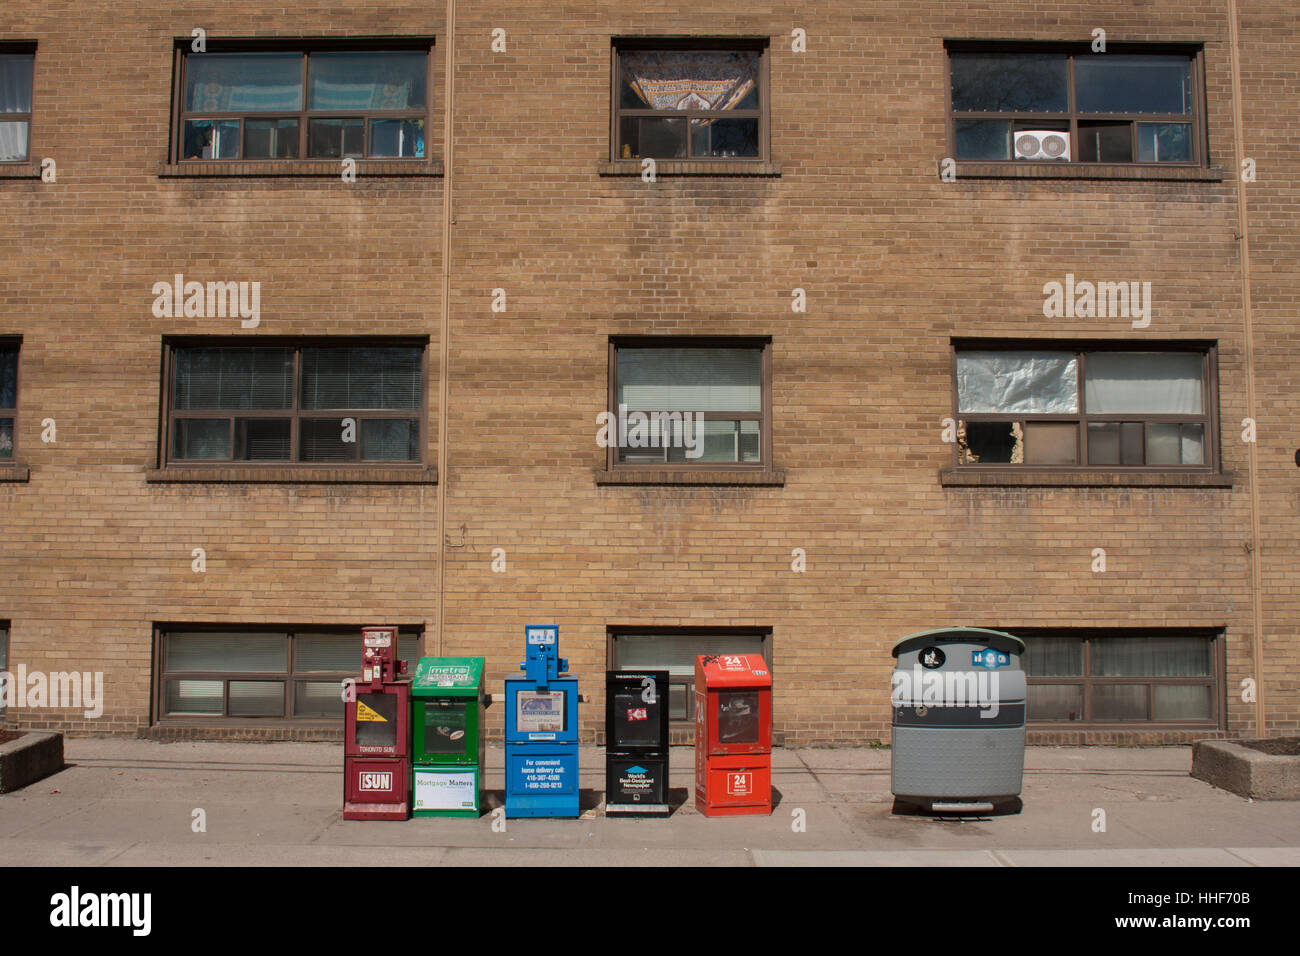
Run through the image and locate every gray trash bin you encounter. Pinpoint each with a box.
[890,626,1026,813]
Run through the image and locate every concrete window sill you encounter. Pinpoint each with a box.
[940,468,1234,489]
[146,466,438,485]
[597,160,781,178]
[947,161,1225,183]
[596,468,785,487]
[159,159,444,179]
[0,462,31,482]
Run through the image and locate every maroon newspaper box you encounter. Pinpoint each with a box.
[343,626,411,821]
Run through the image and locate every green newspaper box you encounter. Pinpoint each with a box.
[411,657,487,817]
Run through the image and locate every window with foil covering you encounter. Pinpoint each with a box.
[1021,630,1221,727]
[952,344,1216,470]
[157,627,420,721]
[609,629,770,723]
[0,50,34,163]
[612,40,768,161]
[609,338,771,469]
[164,341,425,466]
[174,43,430,162]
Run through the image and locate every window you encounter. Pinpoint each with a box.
[948,44,1203,165]
[0,342,17,460]
[156,626,419,721]
[609,628,770,724]
[1022,630,1221,726]
[174,43,431,162]
[612,40,767,161]
[608,338,771,469]
[0,623,8,716]
[0,49,34,162]
[164,341,425,466]
[953,345,1215,469]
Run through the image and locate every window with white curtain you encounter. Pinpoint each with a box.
[1021,630,1220,726]
[0,51,34,163]
[954,345,1214,468]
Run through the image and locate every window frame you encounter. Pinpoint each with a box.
[152,624,423,725]
[0,43,36,165]
[169,38,436,165]
[1019,627,1224,729]
[950,340,1220,473]
[610,37,770,164]
[607,626,773,729]
[159,336,430,470]
[0,336,20,462]
[607,335,773,472]
[945,41,1208,168]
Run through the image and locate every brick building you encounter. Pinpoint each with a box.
[0,1,1295,746]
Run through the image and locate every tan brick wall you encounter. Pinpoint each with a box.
[0,1,1295,745]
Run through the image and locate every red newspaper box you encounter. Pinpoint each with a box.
[694,653,772,817]
[343,626,411,821]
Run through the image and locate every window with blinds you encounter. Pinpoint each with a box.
[165,341,424,465]
[610,338,770,468]
[158,627,421,720]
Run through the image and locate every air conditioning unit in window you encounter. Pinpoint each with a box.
[1014,130,1070,161]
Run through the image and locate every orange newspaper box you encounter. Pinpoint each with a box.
[693,653,772,816]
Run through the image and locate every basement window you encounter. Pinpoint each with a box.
[1022,629,1221,727]
[155,626,420,722]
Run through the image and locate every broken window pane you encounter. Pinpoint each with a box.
[957,351,1078,414]
[961,420,1021,464]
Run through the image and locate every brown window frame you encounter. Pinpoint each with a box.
[607,626,773,729]
[152,624,422,726]
[0,337,19,462]
[945,41,1208,167]
[160,336,430,470]
[1019,627,1224,729]
[610,37,770,164]
[950,340,1220,473]
[0,44,36,165]
[607,335,773,472]
[169,38,435,165]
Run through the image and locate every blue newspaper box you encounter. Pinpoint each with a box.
[504,625,580,818]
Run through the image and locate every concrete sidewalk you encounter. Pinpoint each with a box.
[1,739,1297,866]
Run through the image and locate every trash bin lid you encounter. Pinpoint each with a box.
[890,627,1025,658]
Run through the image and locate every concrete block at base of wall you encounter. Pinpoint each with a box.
[0,732,65,793]
[1191,738,1300,800]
